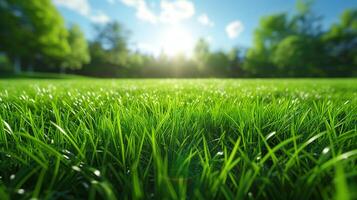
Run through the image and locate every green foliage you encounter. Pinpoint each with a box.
[206,51,231,76]
[296,0,314,15]
[293,0,322,36]
[254,13,292,49]
[244,1,355,77]
[0,54,12,72]
[78,4,355,78]
[194,38,211,70]
[272,35,325,76]
[192,39,239,77]
[62,24,90,70]
[83,22,130,76]
[0,0,70,70]
[273,36,304,68]
[226,47,243,76]
[93,22,129,66]
[126,52,144,69]
[0,0,355,77]
[227,47,241,67]
[244,13,291,76]
[322,9,357,75]
[0,79,356,199]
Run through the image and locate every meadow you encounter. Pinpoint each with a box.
[0,79,356,200]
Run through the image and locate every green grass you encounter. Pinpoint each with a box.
[0,79,356,200]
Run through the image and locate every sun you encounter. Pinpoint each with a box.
[160,26,194,57]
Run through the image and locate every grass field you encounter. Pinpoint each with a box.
[0,79,356,200]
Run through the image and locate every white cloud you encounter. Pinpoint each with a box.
[198,14,214,27]
[53,0,110,24]
[90,12,111,24]
[136,2,158,23]
[159,0,195,24]
[226,21,244,39]
[120,0,157,23]
[121,0,143,7]
[120,0,195,24]
[53,0,90,15]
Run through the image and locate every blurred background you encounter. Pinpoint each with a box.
[0,0,356,78]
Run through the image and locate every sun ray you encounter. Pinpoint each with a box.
[159,26,194,57]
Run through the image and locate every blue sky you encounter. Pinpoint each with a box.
[53,0,356,56]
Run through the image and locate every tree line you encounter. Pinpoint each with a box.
[0,0,356,77]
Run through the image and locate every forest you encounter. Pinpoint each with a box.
[0,0,356,77]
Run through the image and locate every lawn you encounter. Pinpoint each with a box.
[0,79,356,200]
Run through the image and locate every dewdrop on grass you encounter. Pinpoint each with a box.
[72,166,81,172]
[322,147,330,154]
[256,155,261,161]
[266,131,276,140]
[17,189,25,194]
[94,169,101,177]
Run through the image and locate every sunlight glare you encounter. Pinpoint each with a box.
[160,26,194,57]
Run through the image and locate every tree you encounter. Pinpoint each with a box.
[274,35,326,76]
[193,38,210,71]
[0,0,70,73]
[206,51,230,76]
[125,52,145,77]
[93,22,129,66]
[243,0,326,77]
[88,41,106,64]
[62,24,90,70]
[294,0,323,37]
[273,36,309,76]
[83,21,130,77]
[227,47,243,76]
[322,9,357,76]
[243,13,292,76]
[0,53,12,72]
